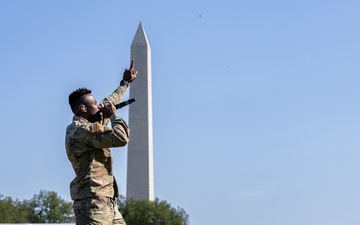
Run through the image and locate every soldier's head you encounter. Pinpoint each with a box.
[69,88,100,120]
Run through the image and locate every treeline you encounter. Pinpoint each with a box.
[0,190,189,225]
[118,196,189,225]
[0,190,73,223]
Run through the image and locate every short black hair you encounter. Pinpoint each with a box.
[69,88,92,114]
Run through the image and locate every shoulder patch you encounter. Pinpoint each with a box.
[91,123,100,133]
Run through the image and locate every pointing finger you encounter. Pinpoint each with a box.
[130,59,134,70]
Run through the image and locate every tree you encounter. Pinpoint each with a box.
[118,196,189,225]
[0,195,17,223]
[0,190,74,223]
[26,190,74,223]
[0,191,190,225]
[0,194,35,223]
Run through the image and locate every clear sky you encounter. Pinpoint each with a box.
[1,0,360,224]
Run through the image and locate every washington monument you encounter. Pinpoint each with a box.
[126,23,154,201]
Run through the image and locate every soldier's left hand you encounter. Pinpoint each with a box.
[123,59,138,83]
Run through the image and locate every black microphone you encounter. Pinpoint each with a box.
[115,98,136,109]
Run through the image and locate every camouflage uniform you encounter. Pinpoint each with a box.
[65,85,129,225]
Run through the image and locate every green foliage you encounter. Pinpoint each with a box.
[26,190,74,223]
[118,196,189,225]
[0,194,36,223]
[0,190,74,223]
[0,191,189,225]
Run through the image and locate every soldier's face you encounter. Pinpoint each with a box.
[81,94,100,117]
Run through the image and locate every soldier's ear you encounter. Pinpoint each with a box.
[80,104,87,112]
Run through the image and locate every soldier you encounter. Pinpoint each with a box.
[65,60,138,225]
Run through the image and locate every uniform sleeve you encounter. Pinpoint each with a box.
[76,114,130,150]
[99,85,127,125]
[100,85,127,107]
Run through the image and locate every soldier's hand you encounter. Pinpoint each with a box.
[123,59,138,83]
[101,103,117,118]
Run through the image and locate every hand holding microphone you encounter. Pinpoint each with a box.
[101,103,117,118]
[100,98,136,119]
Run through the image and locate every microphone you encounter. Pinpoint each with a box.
[115,98,136,109]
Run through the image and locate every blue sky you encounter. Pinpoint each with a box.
[1,0,360,224]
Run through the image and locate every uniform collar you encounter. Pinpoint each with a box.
[72,115,89,123]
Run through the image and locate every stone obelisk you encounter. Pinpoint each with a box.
[126,23,154,201]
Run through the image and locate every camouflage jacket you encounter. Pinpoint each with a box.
[65,85,129,200]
